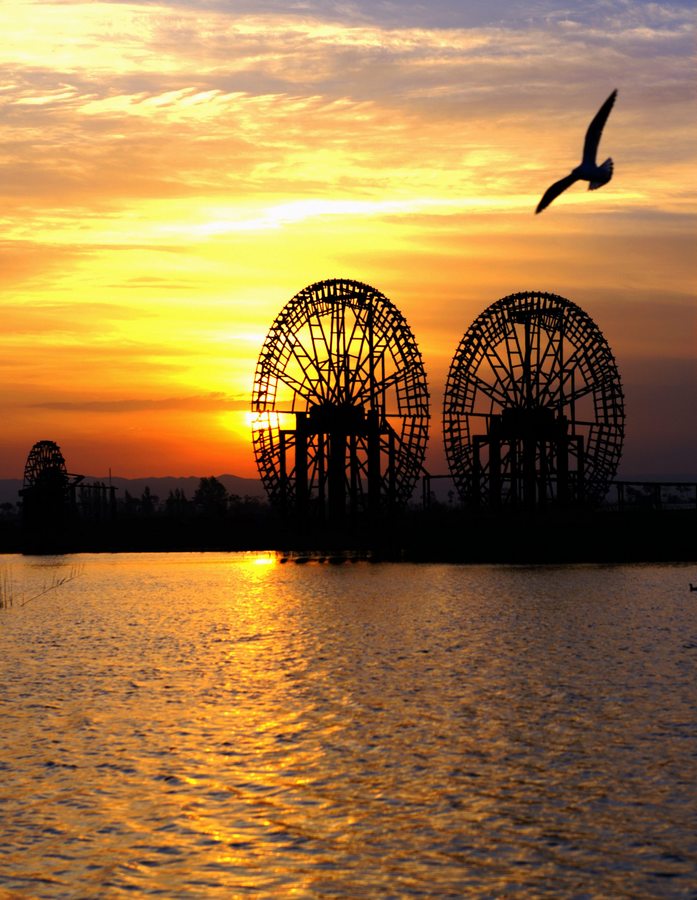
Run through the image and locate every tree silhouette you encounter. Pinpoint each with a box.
[193,477,228,517]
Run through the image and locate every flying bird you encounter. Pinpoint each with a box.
[535,89,617,214]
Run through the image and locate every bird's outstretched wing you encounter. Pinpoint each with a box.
[582,89,617,165]
[536,173,579,214]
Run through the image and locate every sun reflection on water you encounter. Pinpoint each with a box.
[248,553,276,566]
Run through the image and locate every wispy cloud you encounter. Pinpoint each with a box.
[30,392,247,412]
[1,3,692,221]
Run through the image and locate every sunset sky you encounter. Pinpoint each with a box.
[2,0,695,481]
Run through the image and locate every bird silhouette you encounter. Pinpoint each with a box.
[536,89,617,214]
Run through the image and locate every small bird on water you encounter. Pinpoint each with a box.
[536,89,617,214]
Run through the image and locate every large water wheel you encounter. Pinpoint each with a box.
[443,291,624,508]
[251,279,430,520]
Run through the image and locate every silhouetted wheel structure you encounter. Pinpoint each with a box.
[252,279,429,519]
[443,291,624,508]
[21,440,76,542]
[23,440,69,492]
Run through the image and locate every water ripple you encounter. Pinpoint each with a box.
[1,554,696,897]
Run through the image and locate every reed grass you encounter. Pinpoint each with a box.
[0,564,83,609]
[0,567,13,609]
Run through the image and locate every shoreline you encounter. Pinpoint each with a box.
[2,507,695,564]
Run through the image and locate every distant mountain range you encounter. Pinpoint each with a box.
[0,474,266,506]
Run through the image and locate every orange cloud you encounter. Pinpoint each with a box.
[0,1,694,481]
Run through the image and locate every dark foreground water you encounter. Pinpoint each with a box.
[1,553,696,898]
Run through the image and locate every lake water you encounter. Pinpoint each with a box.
[1,553,696,898]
